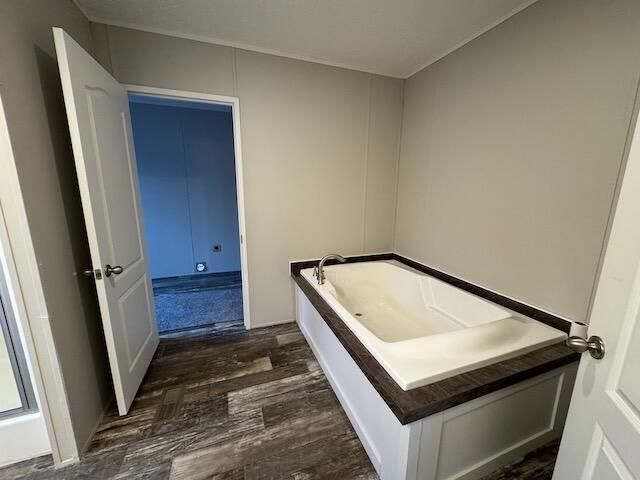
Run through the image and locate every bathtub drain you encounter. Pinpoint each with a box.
[355,312,363,317]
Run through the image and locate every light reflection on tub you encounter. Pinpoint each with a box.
[301,261,565,390]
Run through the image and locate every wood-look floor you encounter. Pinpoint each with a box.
[480,439,560,480]
[0,321,559,479]
[1,321,375,479]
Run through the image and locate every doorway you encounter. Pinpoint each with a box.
[128,91,249,334]
[55,29,252,414]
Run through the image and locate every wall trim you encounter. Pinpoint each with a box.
[361,75,373,252]
[253,317,295,328]
[89,20,404,79]
[81,2,540,80]
[390,80,405,251]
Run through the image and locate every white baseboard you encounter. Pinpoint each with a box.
[0,412,52,468]
[248,317,294,329]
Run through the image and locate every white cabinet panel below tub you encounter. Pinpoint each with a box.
[295,286,577,480]
[296,286,415,477]
[423,369,574,480]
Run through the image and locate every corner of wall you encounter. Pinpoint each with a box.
[361,74,373,253]
[391,76,406,253]
[89,22,114,74]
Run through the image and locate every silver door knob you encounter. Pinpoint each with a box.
[82,268,95,277]
[104,264,123,277]
[566,335,605,359]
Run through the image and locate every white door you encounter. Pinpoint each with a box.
[53,28,159,415]
[553,108,640,476]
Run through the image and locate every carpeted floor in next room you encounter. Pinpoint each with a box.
[152,271,244,333]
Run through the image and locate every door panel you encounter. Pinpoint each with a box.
[86,91,144,267]
[119,276,154,365]
[615,311,640,413]
[53,27,158,415]
[584,427,633,480]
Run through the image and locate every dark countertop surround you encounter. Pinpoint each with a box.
[290,253,579,425]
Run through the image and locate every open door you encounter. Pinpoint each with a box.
[53,28,158,415]
[553,105,640,475]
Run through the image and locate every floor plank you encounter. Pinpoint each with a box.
[0,321,374,480]
[479,439,560,480]
[0,320,561,479]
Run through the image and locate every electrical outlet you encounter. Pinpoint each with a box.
[213,244,222,252]
[195,262,207,272]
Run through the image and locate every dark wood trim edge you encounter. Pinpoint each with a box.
[290,253,571,333]
[291,271,578,424]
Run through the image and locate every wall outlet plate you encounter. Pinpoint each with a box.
[195,262,207,272]
[213,244,222,252]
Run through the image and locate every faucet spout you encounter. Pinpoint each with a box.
[315,254,347,285]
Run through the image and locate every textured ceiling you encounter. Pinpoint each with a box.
[74,0,538,78]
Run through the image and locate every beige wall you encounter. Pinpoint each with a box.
[1,0,635,461]
[0,0,110,456]
[395,0,640,322]
[0,0,636,460]
[92,24,403,327]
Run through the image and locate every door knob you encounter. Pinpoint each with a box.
[104,264,124,277]
[82,268,95,277]
[566,335,605,359]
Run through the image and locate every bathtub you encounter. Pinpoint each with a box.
[300,260,565,390]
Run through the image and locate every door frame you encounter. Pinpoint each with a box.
[0,89,77,465]
[124,84,252,330]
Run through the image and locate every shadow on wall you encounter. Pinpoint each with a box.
[33,45,111,394]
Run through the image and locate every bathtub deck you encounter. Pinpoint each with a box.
[291,256,579,425]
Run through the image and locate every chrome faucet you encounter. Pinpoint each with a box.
[313,254,347,285]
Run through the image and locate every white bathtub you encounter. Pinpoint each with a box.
[300,260,565,390]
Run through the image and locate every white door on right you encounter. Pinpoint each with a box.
[553,106,640,477]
